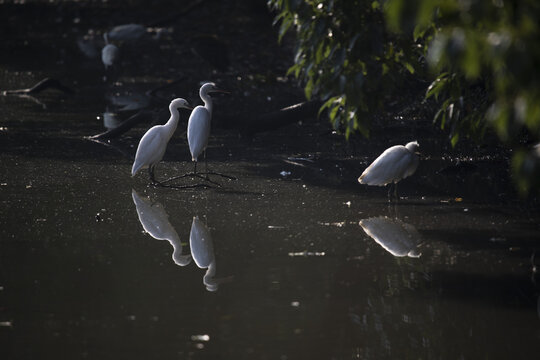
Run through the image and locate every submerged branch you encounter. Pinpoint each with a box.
[1,78,74,95]
[221,99,322,135]
[89,110,158,140]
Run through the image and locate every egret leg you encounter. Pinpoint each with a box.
[149,166,158,185]
[193,161,197,174]
[204,150,209,180]
[394,182,399,200]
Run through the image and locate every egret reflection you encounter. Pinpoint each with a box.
[188,216,232,291]
[131,190,191,266]
[190,216,221,292]
[360,216,422,258]
[131,190,229,291]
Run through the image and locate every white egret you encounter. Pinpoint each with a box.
[359,216,422,258]
[187,82,228,174]
[358,141,420,197]
[132,98,192,184]
[107,24,147,42]
[101,33,119,69]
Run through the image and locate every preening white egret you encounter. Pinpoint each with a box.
[101,33,119,69]
[132,98,192,184]
[132,190,191,266]
[187,82,227,174]
[359,216,422,258]
[358,141,420,197]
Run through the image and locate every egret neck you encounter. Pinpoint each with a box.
[200,86,213,116]
[164,103,181,139]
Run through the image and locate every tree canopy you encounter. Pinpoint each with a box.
[269,0,540,195]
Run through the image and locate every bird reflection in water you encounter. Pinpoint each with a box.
[190,216,232,292]
[132,190,231,291]
[132,190,191,266]
[359,216,422,258]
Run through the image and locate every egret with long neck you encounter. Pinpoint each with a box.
[187,82,227,174]
[132,98,192,184]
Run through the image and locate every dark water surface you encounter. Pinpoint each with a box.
[2,85,540,360]
[2,2,540,359]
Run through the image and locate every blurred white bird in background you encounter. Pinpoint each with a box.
[101,33,119,69]
[132,98,192,184]
[107,23,147,42]
[359,141,420,198]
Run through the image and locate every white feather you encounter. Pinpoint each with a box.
[359,141,419,186]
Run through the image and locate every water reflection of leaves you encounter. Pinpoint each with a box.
[359,216,422,258]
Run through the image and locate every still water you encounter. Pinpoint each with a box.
[1,87,540,360]
[1,5,540,355]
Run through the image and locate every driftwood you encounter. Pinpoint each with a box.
[148,0,206,27]
[2,78,74,95]
[89,110,159,140]
[92,99,323,140]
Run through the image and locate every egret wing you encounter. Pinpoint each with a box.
[131,126,166,175]
[360,145,408,185]
[187,106,211,161]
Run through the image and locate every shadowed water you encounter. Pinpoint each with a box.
[1,2,540,359]
[1,95,540,359]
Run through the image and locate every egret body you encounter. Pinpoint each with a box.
[101,33,119,69]
[187,82,226,173]
[108,24,146,42]
[359,141,419,195]
[132,98,192,183]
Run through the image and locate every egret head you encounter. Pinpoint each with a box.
[407,249,422,258]
[200,82,229,97]
[405,141,419,153]
[169,97,192,111]
[172,251,192,267]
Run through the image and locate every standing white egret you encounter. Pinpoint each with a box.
[358,141,420,197]
[101,33,119,69]
[132,98,192,184]
[187,82,228,174]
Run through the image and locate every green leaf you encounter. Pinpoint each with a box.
[305,78,314,100]
[403,62,415,74]
[450,132,459,147]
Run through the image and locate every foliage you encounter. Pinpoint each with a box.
[268,0,424,138]
[270,0,540,195]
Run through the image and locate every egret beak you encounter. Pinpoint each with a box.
[210,88,230,95]
[178,106,193,111]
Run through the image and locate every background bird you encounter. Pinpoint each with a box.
[187,82,227,174]
[132,98,192,184]
[107,23,147,42]
[101,33,119,69]
[358,141,420,197]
